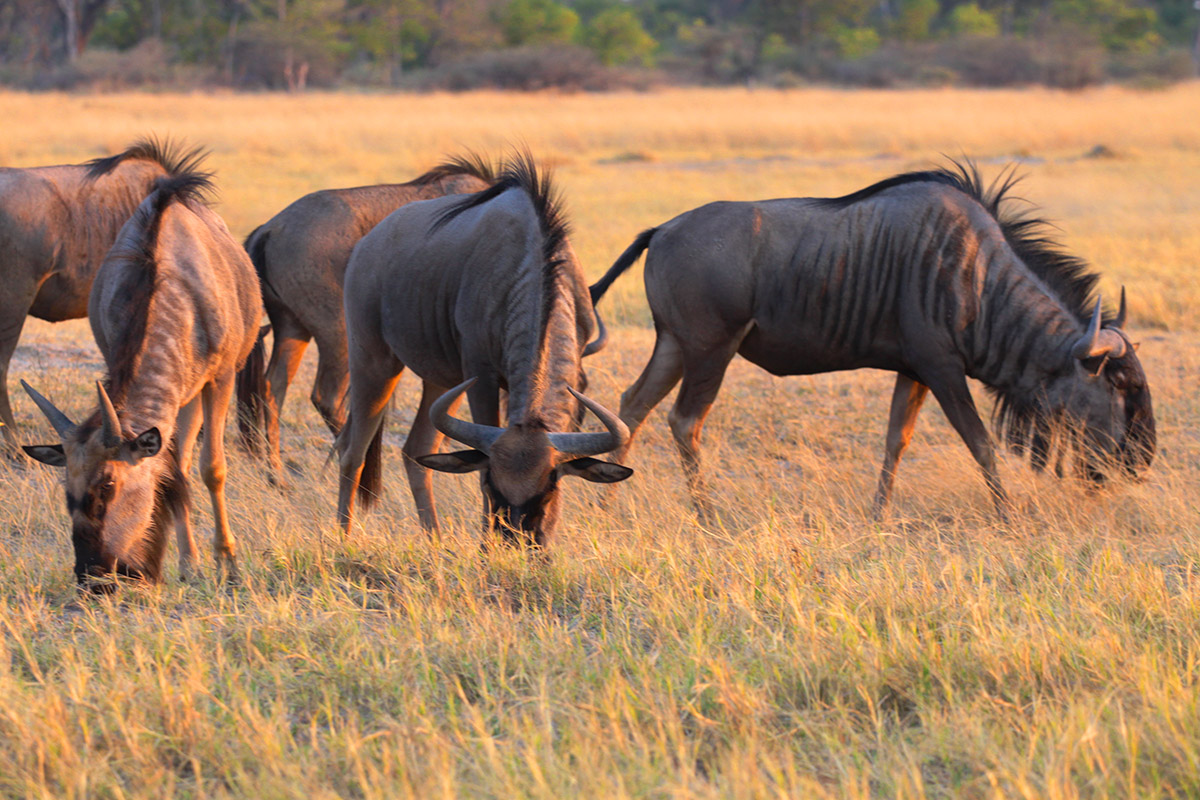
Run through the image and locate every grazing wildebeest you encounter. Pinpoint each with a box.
[22,163,262,589]
[337,153,632,546]
[234,156,498,482]
[0,139,204,450]
[590,162,1155,521]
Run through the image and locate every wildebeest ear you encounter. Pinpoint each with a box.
[124,427,162,462]
[561,457,634,484]
[23,444,66,467]
[417,450,489,473]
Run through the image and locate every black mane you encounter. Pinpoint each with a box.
[431,150,572,349]
[86,136,209,181]
[821,159,1104,326]
[105,161,215,403]
[409,151,497,187]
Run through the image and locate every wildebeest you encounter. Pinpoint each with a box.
[337,153,632,546]
[0,138,204,451]
[234,156,498,482]
[22,161,262,588]
[590,162,1155,520]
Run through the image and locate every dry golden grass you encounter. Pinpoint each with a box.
[0,86,1198,798]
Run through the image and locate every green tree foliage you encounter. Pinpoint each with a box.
[1052,0,1161,51]
[1,0,1194,86]
[581,7,656,65]
[893,0,939,41]
[948,2,1000,38]
[498,0,579,46]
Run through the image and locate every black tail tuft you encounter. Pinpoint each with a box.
[243,225,270,281]
[590,227,657,304]
[235,325,270,454]
[358,410,387,509]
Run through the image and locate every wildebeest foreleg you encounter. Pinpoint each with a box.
[172,396,203,579]
[200,375,240,581]
[871,374,930,519]
[924,369,1011,522]
[615,331,684,464]
[0,299,32,451]
[263,321,311,486]
[337,359,403,534]
[403,380,454,534]
[463,375,505,540]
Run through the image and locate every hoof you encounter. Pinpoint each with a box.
[216,556,241,586]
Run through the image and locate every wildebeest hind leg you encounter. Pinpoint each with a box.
[923,369,1010,522]
[310,339,349,437]
[871,374,930,519]
[172,396,203,579]
[403,380,453,534]
[615,330,684,464]
[263,323,311,486]
[668,334,745,523]
[200,374,241,582]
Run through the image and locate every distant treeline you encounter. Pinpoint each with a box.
[2,0,1197,90]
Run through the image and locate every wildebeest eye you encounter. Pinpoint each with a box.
[1108,370,1130,391]
[97,480,116,503]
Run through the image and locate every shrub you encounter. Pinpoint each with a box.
[420,44,630,91]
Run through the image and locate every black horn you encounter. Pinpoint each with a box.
[96,382,124,447]
[21,380,76,438]
[429,378,504,454]
[547,387,629,458]
[1072,297,1126,360]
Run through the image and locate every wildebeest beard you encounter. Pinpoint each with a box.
[992,348,1155,485]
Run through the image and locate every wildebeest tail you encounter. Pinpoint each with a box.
[358,410,386,509]
[235,325,270,453]
[235,225,272,452]
[590,227,657,304]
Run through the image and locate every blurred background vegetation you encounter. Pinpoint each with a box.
[1,0,1197,90]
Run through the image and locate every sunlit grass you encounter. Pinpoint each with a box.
[0,86,1198,797]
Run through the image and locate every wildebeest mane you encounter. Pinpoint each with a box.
[85,136,209,181]
[105,167,216,404]
[819,159,1104,326]
[409,151,497,187]
[823,159,1119,463]
[431,151,572,350]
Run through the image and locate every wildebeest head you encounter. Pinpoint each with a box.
[22,381,168,590]
[417,378,633,547]
[1020,291,1155,485]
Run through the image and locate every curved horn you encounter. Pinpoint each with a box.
[547,386,630,458]
[20,380,76,438]
[428,378,504,454]
[96,381,123,447]
[1115,286,1127,329]
[1071,297,1127,360]
[582,306,608,358]
[1072,297,1104,359]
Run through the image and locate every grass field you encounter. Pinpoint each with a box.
[1,85,1199,798]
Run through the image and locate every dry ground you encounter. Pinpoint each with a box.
[0,85,1198,798]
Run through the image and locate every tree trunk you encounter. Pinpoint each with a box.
[55,0,79,64]
[225,8,239,84]
[1194,6,1200,77]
